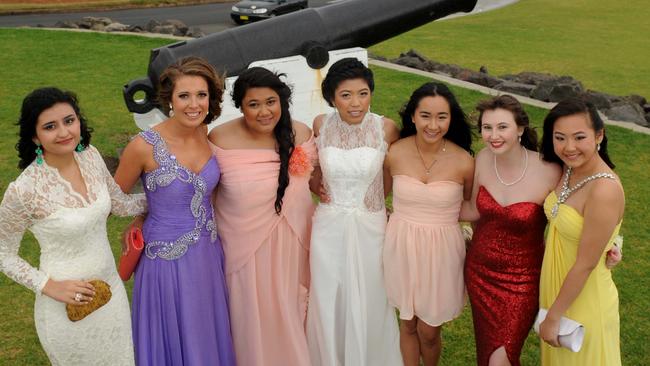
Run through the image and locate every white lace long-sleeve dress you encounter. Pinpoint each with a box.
[306,111,402,366]
[0,145,146,366]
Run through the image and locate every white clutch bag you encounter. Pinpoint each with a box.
[533,308,585,352]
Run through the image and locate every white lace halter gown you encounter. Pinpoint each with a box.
[0,146,146,365]
[307,112,402,366]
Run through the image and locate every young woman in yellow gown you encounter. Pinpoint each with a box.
[538,97,624,365]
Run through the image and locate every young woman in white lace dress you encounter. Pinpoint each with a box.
[306,58,403,366]
[0,88,146,365]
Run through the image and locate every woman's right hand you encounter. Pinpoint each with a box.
[42,279,95,305]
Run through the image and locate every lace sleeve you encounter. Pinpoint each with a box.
[89,146,147,217]
[0,183,49,294]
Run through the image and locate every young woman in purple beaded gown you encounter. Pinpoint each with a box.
[114,57,235,365]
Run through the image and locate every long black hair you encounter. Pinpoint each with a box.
[232,67,295,214]
[16,87,92,169]
[476,94,538,151]
[540,97,615,168]
[399,82,473,154]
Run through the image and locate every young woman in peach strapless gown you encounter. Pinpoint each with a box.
[383,82,474,366]
[209,67,316,366]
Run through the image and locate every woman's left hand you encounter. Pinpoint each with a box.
[606,244,622,269]
[539,316,561,348]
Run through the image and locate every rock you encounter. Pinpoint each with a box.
[90,23,106,31]
[54,20,79,29]
[646,112,650,125]
[625,94,647,107]
[500,72,557,86]
[392,55,428,71]
[105,22,129,32]
[644,104,650,113]
[582,90,620,110]
[82,16,113,26]
[145,19,161,32]
[604,101,648,126]
[162,19,189,36]
[185,27,205,38]
[431,63,464,78]
[479,65,488,74]
[151,25,177,35]
[456,69,502,88]
[530,76,584,102]
[127,25,144,33]
[493,80,536,96]
[403,49,429,63]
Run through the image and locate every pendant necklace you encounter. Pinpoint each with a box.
[494,146,528,186]
[551,167,616,218]
[415,138,446,175]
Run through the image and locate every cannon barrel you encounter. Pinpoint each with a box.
[124,0,478,113]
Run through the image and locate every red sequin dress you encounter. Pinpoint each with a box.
[464,186,547,366]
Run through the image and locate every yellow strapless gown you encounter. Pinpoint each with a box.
[540,191,621,365]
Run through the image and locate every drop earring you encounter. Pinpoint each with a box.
[76,136,85,152]
[169,103,174,117]
[597,143,601,151]
[35,144,44,165]
[518,135,522,144]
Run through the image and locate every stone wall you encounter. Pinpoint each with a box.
[386,49,649,127]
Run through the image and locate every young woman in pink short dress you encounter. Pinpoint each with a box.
[383,82,474,366]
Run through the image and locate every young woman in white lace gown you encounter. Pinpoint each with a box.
[0,88,146,365]
[306,58,403,366]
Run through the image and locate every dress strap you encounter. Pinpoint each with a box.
[139,130,174,168]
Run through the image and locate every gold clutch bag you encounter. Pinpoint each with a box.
[65,279,112,322]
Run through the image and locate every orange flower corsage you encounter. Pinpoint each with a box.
[289,145,312,177]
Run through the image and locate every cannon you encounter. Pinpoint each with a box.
[123,0,478,119]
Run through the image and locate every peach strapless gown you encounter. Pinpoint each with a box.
[214,137,316,366]
[383,176,466,326]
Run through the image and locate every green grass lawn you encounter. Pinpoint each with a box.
[370,0,650,99]
[0,28,648,365]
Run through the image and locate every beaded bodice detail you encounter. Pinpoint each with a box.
[317,111,387,212]
[139,130,218,260]
[550,167,616,218]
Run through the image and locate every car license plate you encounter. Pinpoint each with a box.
[240,15,249,20]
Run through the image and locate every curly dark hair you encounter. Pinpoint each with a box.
[476,94,538,151]
[158,56,224,124]
[321,57,374,107]
[399,82,473,155]
[16,87,93,169]
[232,67,295,214]
[540,97,614,169]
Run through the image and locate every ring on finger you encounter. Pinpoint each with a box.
[74,292,83,302]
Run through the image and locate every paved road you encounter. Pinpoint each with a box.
[0,0,335,34]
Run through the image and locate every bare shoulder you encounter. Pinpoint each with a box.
[386,136,410,157]
[537,154,562,179]
[382,117,400,144]
[313,114,326,137]
[293,120,313,144]
[590,174,625,202]
[208,118,240,145]
[123,133,152,156]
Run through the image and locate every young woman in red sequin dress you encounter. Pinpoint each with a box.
[460,95,561,366]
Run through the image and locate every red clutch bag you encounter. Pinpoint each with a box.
[118,227,144,281]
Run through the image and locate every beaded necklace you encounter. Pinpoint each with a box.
[551,166,616,218]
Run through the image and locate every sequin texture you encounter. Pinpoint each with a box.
[464,186,547,366]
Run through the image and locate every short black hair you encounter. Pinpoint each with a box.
[321,58,374,107]
[16,87,92,169]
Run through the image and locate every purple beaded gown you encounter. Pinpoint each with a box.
[131,130,235,365]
